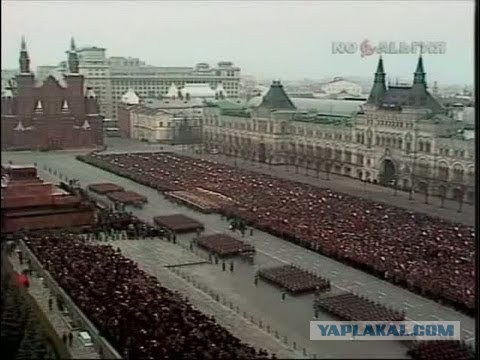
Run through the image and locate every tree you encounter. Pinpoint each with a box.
[438,186,446,208]
[409,178,414,200]
[393,179,398,196]
[16,314,48,360]
[456,188,464,213]
[325,161,331,180]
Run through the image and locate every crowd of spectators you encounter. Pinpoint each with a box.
[197,234,255,256]
[258,265,330,294]
[20,230,269,359]
[407,341,474,360]
[314,293,404,321]
[79,152,475,314]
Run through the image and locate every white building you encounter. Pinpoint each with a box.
[118,91,203,144]
[180,83,216,99]
[39,39,241,121]
[321,77,363,97]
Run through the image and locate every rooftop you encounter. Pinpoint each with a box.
[258,81,296,111]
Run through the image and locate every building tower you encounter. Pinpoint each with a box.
[68,37,80,74]
[367,56,386,105]
[16,36,35,116]
[19,36,30,74]
[413,54,427,87]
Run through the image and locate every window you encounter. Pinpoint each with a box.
[406,142,411,153]
[335,149,342,160]
[357,154,364,165]
[425,142,431,153]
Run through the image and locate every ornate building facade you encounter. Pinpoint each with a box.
[118,89,203,144]
[203,58,474,204]
[1,38,104,151]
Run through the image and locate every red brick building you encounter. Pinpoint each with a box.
[1,164,96,233]
[1,37,104,151]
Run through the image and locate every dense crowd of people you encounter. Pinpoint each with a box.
[197,234,255,256]
[80,152,475,314]
[258,265,330,294]
[314,293,404,321]
[407,341,474,360]
[19,230,269,359]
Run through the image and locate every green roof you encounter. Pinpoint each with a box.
[221,109,251,118]
[258,81,296,110]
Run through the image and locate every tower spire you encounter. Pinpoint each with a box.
[376,55,384,74]
[413,54,426,86]
[19,36,30,73]
[68,38,79,74]
[367,55,387,105]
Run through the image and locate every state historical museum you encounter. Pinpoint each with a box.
[1,38,104,150]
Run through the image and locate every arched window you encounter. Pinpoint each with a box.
[418,141,424,152]
[452,164,464,182]
[438,162,449,181]
[425,142,431,153]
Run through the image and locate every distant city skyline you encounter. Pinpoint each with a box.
[1,1,474,85]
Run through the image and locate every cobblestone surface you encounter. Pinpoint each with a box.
[106,240,300,359]
[102,238,207,267]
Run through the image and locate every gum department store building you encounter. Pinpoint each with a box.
[203,56,475,204]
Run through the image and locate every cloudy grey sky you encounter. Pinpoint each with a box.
[1,0,474,85]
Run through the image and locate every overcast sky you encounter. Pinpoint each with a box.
[1,1,474,85]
